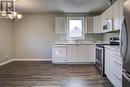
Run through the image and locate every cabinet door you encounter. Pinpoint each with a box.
[105,48,110,78]
[86,17,94,33]
[85,17,88,34]
[93,15,102,33]
[107,5,114,19]
[86,45,95,62]
[102,4,114,32]
[118,0,124,30]
[113,0,123,30]
[55,17,65,34]
[101,13,106,32]
[52,45,66,63]
[101,11,108,32]
[113,1,120,30]
[109,51,122,87]
[67,45,77,62]
[77,45,87,62]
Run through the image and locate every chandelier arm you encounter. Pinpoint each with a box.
[1,1,3,11]
[6,1,8,13]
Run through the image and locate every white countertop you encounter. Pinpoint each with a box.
[104,45,120,51]
[52,41,110,45]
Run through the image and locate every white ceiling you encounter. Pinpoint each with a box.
[15,0,109,13]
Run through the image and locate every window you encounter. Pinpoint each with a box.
[67,17,84,40]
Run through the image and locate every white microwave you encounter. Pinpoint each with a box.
[103,18,113,32]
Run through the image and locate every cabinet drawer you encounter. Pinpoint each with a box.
[110,50,121,57]
[110,51,122,87]
[111,59,122,79]
[111,71,122,87]
[110,54,122,78]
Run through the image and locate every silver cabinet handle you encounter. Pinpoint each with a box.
[113,53,120,57]
[96,46,103,50]
[120,23,123,58]
[113,59,122,66]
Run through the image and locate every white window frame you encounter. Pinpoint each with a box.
[66,17,85,40]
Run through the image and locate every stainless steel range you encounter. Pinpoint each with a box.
[95,44,105,76]
[95,37,119,76]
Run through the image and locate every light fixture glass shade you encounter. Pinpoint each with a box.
[17,14,22,19]
[12,12,17,17]
[1,11,7,16]
[8,14,14,19]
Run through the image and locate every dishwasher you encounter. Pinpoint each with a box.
[52,45,66,64]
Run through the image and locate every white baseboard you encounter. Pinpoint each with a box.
[66,62,95,64]
[0,58,95,66]
[0,58,52,66]
[0,59,13,66]
[12,58,52,61]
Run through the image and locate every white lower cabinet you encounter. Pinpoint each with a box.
[105,48,110,79]
[67,45,78,63]
[110,50,122,87]
[77,45,87,62]
[105,47,122,87]
[52,44,95,64]
[67,45,95,63]
[86,45,95,62]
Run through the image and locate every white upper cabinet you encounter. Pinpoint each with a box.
[85,16,102,34]
[85,17,94,34]
[93,15,102,33]
[118,0,124,30]
[101,3,114,32]
[55,17,66,34]
[101,12,106,31]
[113,0,123,30]
[107,4,114,19]
[113,0,120,30]
[101,0,123,32]
[102,4,113,25]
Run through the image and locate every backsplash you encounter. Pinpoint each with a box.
[55,32,120,42]
[55,34,67,41]
[103,32,120,42]
[55,33,103,42]
[85,34,103,42]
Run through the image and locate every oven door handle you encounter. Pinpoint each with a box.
[96,46,104,50]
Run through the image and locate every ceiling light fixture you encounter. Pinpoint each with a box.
[108,0,117,5]
[0,0,22,21]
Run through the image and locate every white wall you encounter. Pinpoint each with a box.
[0,19,13,63]
[14,13,55,60]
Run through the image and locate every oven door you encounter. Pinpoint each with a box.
[96,46,104,76]
[96,46,104,64]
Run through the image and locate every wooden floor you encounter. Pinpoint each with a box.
[0,62,113,87]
